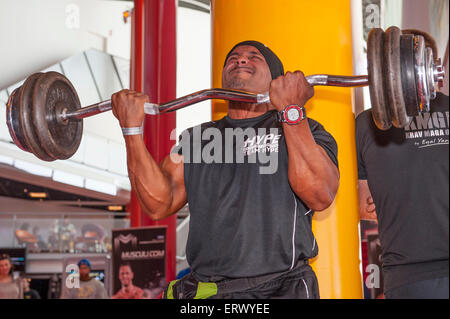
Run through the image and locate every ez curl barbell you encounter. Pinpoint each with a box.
[6,27,446,161]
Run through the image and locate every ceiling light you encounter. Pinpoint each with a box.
[108,205,123,211]
[123,10,130,23]
[28,192,47,199]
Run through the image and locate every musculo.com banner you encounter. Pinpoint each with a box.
[112,226,167,299]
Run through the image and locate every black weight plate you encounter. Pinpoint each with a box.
[32,71,83,160]
[384,26,411,128]
[18,72,55,161]
[367,28,392,130]
[400,34,420,116]
[6,88,29,152]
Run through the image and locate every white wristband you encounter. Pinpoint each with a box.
[121,125,143,136]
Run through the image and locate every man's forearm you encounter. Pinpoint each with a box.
[283,122,339,211]
[124,135,173,219]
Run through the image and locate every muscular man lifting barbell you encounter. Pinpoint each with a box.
[110,40,339,299]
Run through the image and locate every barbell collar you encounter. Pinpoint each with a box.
[414,35,431,113]
[433,58,445,88]
[426,47,437,100]
[306,74,369,87]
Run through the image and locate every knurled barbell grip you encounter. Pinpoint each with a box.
[309,74,369,87]
[60,74,370,121]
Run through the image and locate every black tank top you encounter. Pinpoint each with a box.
[174,110,338,278]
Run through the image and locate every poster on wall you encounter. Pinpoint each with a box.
[111,226,166,299]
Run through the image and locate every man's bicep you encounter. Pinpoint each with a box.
[358,179,377,221]
[161,154,188,214]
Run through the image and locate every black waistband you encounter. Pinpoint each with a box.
[193,259,310,294]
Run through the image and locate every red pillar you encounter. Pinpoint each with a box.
[129,0,144,228]
[129,0,177,283]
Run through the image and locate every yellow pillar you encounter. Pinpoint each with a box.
[211,0,362,298]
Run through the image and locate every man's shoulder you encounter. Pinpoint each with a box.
[355,109,374,134]
[306,117,334,137]
[87,278,105,288]
[355,109,372,123]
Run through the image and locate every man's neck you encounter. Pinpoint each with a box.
[227,102,273,120]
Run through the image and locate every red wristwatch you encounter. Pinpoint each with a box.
[277,104,306,125]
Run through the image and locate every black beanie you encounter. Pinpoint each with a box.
[224,40,284,79]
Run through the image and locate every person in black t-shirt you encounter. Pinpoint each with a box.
[22,278,40,299]
[356,91,449,299]
[111,41,339,299]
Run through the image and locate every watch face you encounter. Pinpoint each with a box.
[286,108,300,122]
[280,105,305,124]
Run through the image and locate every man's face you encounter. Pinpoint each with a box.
[222,45,272,93]
[118,265,134,287]
[79,264,90,278]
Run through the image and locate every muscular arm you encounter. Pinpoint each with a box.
[358,179,378,221]
[112,90,187,221]
[270,71,339,211]
[283,123,339,211]
[125,136,187,220]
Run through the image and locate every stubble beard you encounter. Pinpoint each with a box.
[223,77,247,90]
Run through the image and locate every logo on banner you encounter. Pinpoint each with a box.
[404,111,449,149]
[114,233,165,260]
[114,234,138,253]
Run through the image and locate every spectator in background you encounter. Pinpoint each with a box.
[60,258,109,299]
[22,278,40,299]
[0,254,23,299]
